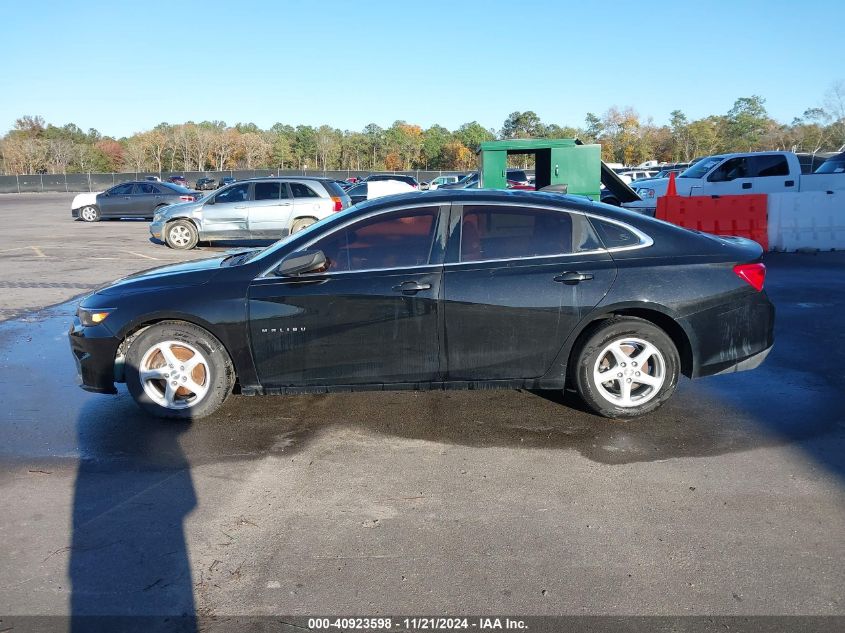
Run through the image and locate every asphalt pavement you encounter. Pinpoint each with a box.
[0,194,843,629]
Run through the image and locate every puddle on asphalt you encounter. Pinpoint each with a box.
[0,298,842,470]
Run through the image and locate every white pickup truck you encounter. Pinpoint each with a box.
[624,151,845,215]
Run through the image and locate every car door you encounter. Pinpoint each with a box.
[96,183,135,218]
[247,203,448,387]
[442,202,616,381]
[289,181,326,219]
[200,182,250,238]
[703,157,751,196]
[247,181,293,238]
[747,154,794,193]
[132,183,161,217]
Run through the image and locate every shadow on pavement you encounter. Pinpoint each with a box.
[69,397,197,632]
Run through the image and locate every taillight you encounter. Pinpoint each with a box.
[331,196,343,212]
[179,195,195,202]
[733,263,766,291]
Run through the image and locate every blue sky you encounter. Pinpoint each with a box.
[1,0,843,137]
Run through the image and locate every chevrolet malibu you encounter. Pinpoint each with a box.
[69,189,774,420]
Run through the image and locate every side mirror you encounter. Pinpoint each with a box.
[276,249,327,276]
[205,196,214,205]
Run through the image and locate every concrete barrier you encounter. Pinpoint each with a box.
[768,191,845,251]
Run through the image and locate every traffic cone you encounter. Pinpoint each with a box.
[666,171,678,197]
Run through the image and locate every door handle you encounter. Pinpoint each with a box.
[742,182,752,189]
[785,180,795,187]
[554,272,593,285]
[392,281,432,294]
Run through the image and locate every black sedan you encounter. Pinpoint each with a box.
[69,189,774,420]
[71,181,201,221]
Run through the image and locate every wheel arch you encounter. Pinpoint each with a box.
[114,315,239,384]
[553,304,696,383]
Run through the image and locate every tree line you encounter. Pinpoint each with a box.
[2,82,844,176]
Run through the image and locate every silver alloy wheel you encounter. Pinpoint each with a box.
[168,224,192,247]
[80,206,97,221]
[593,337,666,408]
[139,340,210,410]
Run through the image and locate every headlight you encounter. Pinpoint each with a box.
[78,307,113,326]
[637,188,655,199]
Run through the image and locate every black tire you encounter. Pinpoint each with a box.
[572,317,679,419]
[291,217,317,233]
[125,321,235,420]
[79,205,100,222]
[164,219,199,250]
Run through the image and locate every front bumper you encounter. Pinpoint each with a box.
[71,208,80,219]
[149,219,165,240]
[68,318,120,394]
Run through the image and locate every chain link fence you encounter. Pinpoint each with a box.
[0,170,471,194]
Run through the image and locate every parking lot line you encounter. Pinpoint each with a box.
[29,246,46,258]
[127,251,160,260]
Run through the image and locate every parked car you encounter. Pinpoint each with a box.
[149,177,351,249]
[345,180,416,205]
[362,173,419,188]
[439,169,529,189]
[71,181,200,222]
[71,189,774,421]
[195,177,218,190]
[421,175,459,190]
[167,175,188,187]
[625,150,845,215]
[814,150,845,174]
[220,176,237,187]
[439,172,479,189]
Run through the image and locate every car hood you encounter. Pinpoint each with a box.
[156,199,203,218]
[94,255,228,297]
[72,192,102,208]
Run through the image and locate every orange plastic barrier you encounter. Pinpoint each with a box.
[655,194,768,250]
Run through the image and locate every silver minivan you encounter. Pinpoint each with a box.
[150,177,351,250]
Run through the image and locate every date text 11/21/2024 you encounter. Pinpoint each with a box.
[307,617,528,630]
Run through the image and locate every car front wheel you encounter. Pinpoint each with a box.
[165,219,199,249]
[125,321,235,420]
[79,205,100,222]
[572,318,679,419]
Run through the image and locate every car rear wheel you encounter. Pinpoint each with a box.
[125,321,235,420]
[291,217,317,233]
[80,205,100,222]
[572,318,679,419]
[165,219,199,250]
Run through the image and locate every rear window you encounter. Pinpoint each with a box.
[507,170,528,182]
[591,219,644,249]
[815,155,845,174]
[160,182,193,194]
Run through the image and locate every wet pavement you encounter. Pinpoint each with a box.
[0,251,844,621]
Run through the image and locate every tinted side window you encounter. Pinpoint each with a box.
[591,219,643,249]
[290,183,319,198]
[709,157,749,182]
[750,155,789,177]
[109,183,135,195]
[214,183,250,203]
[347,184,367,197]
[309,207,438,272]
[136,183,159,194]
[460,205,573,262]
[255,181,282,200]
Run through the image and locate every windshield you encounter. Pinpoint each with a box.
[679,156,724,178]
[815,157,845,174]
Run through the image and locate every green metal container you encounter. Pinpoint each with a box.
[478,139,601,199]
